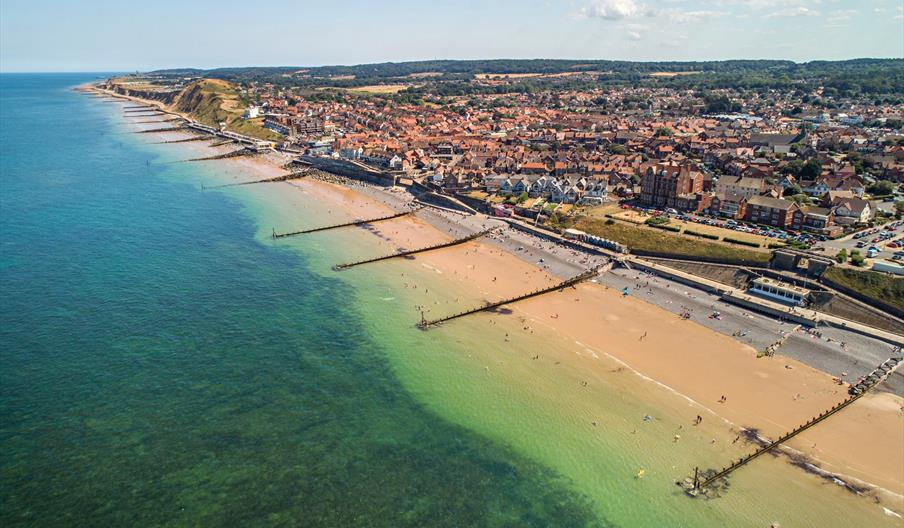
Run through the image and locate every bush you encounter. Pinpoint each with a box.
[836,248,848,263]
[723,237,761,247]
[651,224,681,232]
[645,216,671,226]
[768,243,785,249]
[686,230,720,240]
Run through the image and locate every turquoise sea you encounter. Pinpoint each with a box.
[0,74,602,527]
[2,74,900,528]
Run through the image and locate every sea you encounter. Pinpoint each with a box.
[0,73,899,527]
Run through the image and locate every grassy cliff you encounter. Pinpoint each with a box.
[171,79,281,141]
[822,267,904,312]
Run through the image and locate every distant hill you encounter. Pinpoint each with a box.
[148,58,904,95]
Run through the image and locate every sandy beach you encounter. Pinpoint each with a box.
[106,90,904,511]
[284,167,904,502]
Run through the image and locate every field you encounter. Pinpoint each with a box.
[568,216,772,265]
[347,84,412,94]
[649,71,703,77]
[606,209,781,248]
[822,267,904,312]
[405,72,444,78]
[474,71,599,80]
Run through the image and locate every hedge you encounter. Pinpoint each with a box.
[723,236,762,247]
[650,223,681,232]
[685,230,720,240]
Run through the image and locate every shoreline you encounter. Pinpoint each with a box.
[92,87,904,513]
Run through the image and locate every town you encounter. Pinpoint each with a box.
[117,62,904,269]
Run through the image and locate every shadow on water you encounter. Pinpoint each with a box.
[0,74,611,528]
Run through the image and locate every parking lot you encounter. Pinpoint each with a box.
[815,220,904,263]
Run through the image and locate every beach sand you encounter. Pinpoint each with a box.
[279,173,904,501]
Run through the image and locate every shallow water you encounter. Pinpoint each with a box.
[1,74,899,527]
[0,74,604,527]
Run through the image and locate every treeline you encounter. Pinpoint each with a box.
[149,58,904,96]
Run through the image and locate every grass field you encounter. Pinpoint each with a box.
[347,84,412,94]
[649,71,703,77]
[474,71,598,80]
[568,216,772,264]
[608,210,781,248]
[822,267,904,312]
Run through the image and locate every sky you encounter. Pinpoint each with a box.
[1,0,902,72]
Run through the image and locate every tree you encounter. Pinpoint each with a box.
[866,180,895,196]
[516,191,529,204]
[655,127,674,137]
[835,248,847,263]
[799,159,822,180]
[782,159,804,176]
[789,193,811,204]
[608,144,628,155]
[895,200,904,217]
[783,184,802,196]
[849,250,864,266]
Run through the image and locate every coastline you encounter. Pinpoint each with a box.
[93,86,904,519]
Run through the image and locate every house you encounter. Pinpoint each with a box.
[581,180,608,204]
[749,132,800,155]
[715,176,770,201]
[709,193,747,219]
[796,206,841,236]
[831,196,872,225]
[529,176,550,197]
[744,196,800,228]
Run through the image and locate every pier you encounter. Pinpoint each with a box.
[416,265,604,328]
[684,356,902,495]
[273,209,419,239]
[334,229,495,271]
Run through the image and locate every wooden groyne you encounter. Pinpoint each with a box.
[684,356,902,495]
[274,209,419,239]
[124,112,165,117]
[175,148,255,163]
[417,265,604,328]
[133,126,185,134]
[124,105,153,109]
[152,135,211,144]
[757,325,800,358]
[333,228,493,271]
[209,139,235,147]
[137,118,182,124]
[203,170,313,190]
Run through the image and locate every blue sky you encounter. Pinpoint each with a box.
[1,0,902,71]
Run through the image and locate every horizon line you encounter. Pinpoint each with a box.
[2,55,903,74]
